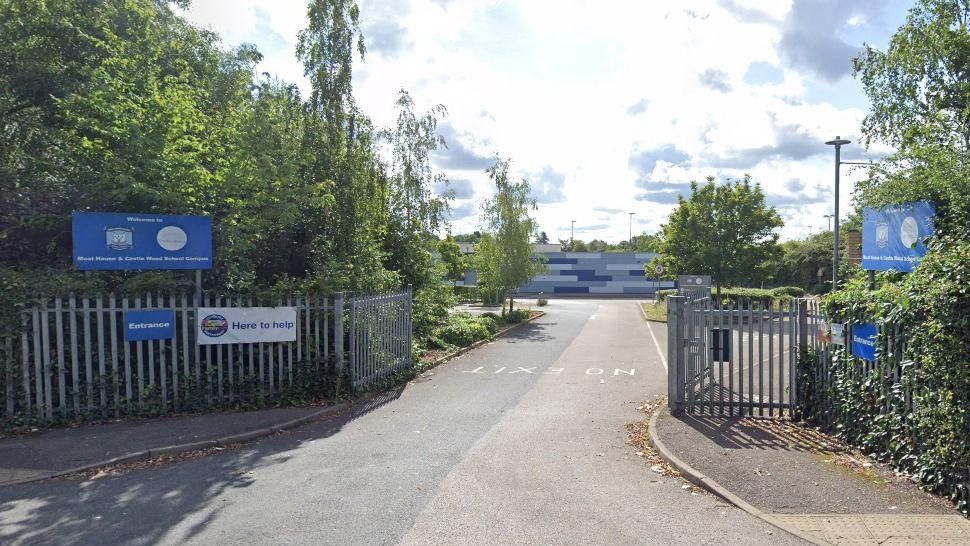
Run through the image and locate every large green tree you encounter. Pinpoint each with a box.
[475,158,545,313]
[658,176,783,295]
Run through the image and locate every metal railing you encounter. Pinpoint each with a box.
[668,296,809,417]
[0,288,414,425]
[348,287,413,389]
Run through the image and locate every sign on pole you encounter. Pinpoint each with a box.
[862,201,935,272]
[72,212,212,270]
[197,307,297,345]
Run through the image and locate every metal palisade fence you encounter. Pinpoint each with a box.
[348,288,413,390]
[0,289,413,426]
[667,295,814,417]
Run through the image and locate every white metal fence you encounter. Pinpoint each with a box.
[349,288,413,389]
[0,288,413,426]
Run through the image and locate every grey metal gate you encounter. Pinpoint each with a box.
[666,295,810,417]
[348,288,413,390]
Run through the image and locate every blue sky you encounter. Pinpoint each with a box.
[184,0,912,242]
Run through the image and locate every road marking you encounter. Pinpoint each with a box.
[586,368,604,375]
[462,367,485,374]
[494,367,506,374]
[544,368,564,375]
[508,366,536,374]
[614,368,635,376]
[645,319,667,371]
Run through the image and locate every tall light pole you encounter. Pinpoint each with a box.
[570,220,575,250]
[628,212,635,249]
[825,136,850,289]
[823,214,834,232]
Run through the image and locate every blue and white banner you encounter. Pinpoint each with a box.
[862,201,935,272]
[197,307,296,345]
[851,323,877,362]
[72,212,212,270]
[125,310,175,341]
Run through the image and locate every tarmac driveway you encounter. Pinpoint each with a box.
[0,300,801,545]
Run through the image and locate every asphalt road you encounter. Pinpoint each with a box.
[0,300,802,545]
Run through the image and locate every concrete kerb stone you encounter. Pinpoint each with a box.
[647,409,831,546]
[1,400,355,488]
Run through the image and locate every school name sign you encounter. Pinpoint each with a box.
[862,201,935,273]
[72,212,212,270]
[197,307,296,345]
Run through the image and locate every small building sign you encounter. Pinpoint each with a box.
[830,323,846,346]
[125,310,175,341]
[851,323,877,362]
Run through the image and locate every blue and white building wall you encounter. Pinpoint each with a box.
[517,252,675,295]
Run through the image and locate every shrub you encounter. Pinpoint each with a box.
[504,309,531,324]
[771,286,806,297]
[429,312,492,348]
[537,297,548,306]
[656,289,677,302]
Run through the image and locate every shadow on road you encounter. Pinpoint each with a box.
[0,384,408,546]
[501,321,555,344]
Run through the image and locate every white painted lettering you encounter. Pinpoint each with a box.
[585,368,604,375]
[509,367,536,374]
[614,368,635,376]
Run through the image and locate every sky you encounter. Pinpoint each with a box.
[182,0,911,244]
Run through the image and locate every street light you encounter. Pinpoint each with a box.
[570,219,575,250]
[823,214,834,232]
[824,136,850,289]
[628,212,635,249]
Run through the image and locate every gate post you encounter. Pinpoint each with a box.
[667,296,686,415]
[794,298,809,417]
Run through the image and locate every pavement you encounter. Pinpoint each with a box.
[0,405,341,486]
[651,411,969,545]
[0,299,799,545]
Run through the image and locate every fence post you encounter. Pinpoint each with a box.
[667,296,685,415]
[334,292,345,378]
[348,295,355,390]
[794,298,809,417]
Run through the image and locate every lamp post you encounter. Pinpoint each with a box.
[824,136,850,289]
[570,220,575,251]
[628,212,635,249]
[823,214,834,232]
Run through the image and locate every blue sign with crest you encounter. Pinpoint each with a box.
[862,201,935,272]
[125,310,175,341]
[72,212,212,270]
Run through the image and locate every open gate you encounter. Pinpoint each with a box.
[666,295,812,418]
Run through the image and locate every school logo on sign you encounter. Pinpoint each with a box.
[875,222,889,249]
[200,314,229,338]
[105,227,133,251]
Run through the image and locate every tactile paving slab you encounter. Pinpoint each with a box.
[773,514,970,545]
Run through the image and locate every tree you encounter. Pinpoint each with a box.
[658,175,783,296]
[853,0,970,237]
[630,232,662,252]
[769,232,834,294]
[537,231,549,244]
[437,236,467,286]
[381,89,449,291]
[475,158,546,313]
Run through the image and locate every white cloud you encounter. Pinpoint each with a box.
[182,0,904,243]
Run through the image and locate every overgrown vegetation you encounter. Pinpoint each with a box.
[0,0,459,323]
[800,0,970,514]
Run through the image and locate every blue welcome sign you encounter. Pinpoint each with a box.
[72,212,212,270]
[125,310,175,341]
[851,323,877,362]
[862,201,935,272]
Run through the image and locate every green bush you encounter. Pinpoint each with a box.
[453,285,479,302]
[537,297,548,306]
[655,289,677,302]
[810,235,970,514]
[504,309,531,324]
[771,286,806,297]
[428,312,492,348]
